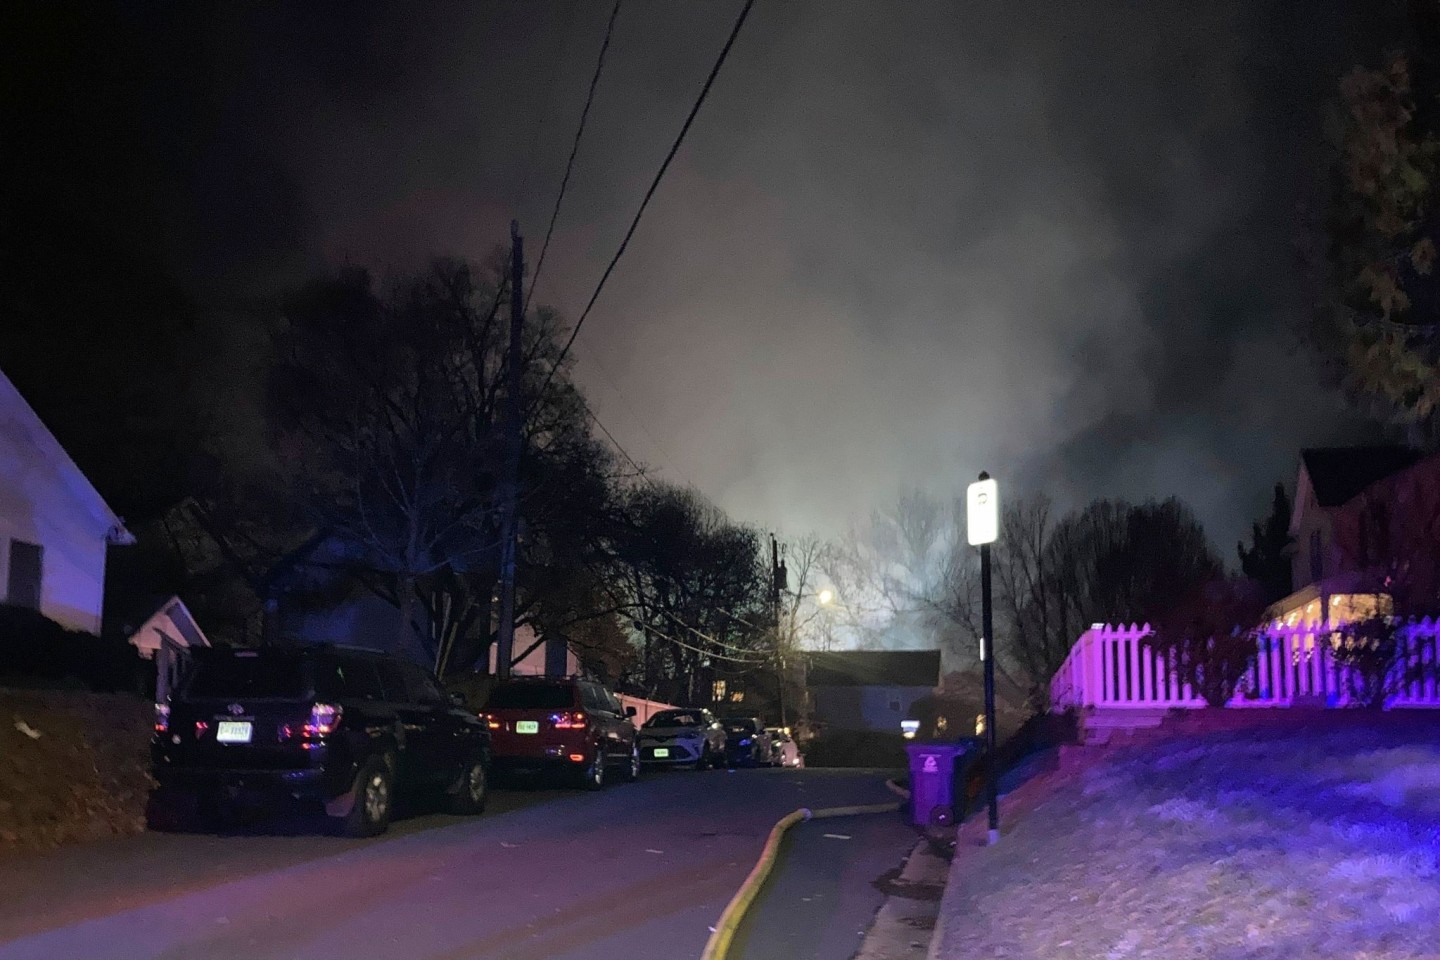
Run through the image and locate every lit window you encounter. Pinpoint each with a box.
[712,680,726,702]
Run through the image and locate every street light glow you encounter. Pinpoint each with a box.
[817,588,834,606]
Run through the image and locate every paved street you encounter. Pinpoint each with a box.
[0,768,897,960]
[731,811,918,960]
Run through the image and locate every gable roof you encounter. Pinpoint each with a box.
[0,366,132,543]
[806,650,942,688]
[1299,446,1422,508]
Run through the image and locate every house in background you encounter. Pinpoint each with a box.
[126,595,210,701]
[1274,445,1437,627]
[0,366,132,634]
[806,649,942,733]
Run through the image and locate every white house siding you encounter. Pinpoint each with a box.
[0,371,126,635]
[811,684,934,732]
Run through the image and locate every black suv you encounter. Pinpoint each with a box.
[152,645,491,836]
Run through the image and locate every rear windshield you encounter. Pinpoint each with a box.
[722,718,757,734]
[184,651,311,700]
[485,683,575,710]
[645,710,706,728]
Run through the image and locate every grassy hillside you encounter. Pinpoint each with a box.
[935,711,1440,960]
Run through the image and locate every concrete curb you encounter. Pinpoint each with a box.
[699,799,904,960]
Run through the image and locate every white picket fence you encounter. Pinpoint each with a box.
[1050,621,1440,710]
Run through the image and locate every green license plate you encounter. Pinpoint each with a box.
[515,720,539,734]
[653,747,669,758]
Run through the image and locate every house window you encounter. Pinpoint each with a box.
[6,540,43,610]
[712,680,727,702]
[1309,530,1323,584]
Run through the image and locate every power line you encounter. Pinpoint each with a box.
[534,0,758,403]
[525,0,624,315]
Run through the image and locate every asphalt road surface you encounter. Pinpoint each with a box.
[0,768,897,960]
[730,811,918,960]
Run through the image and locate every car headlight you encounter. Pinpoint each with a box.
[739,737,752,746]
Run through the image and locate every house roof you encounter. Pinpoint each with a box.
[1299,446,1422,508]
[0,366,132,544]
[806,650,942,688]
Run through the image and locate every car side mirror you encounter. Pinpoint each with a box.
[450,692,467,707]
[625,706,637,718]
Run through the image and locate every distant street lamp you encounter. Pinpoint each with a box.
[967,471,1000,846]
[817,588,835,606]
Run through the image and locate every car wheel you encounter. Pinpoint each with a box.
[335,756,393,837]
[694,748,710,771]
[448,758,489,815]
[581,750,605,791]
[623,744,641,783]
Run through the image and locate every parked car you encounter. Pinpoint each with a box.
[638,708,726,768]
[482,677,639,789]
[152,645,490,837]
[766,728,803,768]
[720,716,772,767]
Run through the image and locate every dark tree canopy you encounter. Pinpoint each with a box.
[1310,2,1440,438]
[1238,483,1293,605]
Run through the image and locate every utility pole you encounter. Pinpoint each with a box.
[494,221,525,680]
[772,534,788,728]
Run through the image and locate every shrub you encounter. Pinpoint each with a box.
[1148,578,1269,707]
[1330,616,1440,709]
[0,605,148,695]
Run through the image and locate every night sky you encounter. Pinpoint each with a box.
[1,1,1401,548]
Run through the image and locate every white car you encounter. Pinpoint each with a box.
[766,728,803,768]
[638,708,726,769]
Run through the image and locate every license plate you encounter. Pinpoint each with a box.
[215,721,252,744]
[515,720,539,734]
[653,747,669,758]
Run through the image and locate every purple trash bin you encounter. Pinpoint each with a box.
[905,742,966,828]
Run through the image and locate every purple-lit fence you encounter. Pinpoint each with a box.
[1050,621,1440,710]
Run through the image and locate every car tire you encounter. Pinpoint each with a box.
[448,758,489,815]
[694,748,710,771]
[623,745,641,783]
[581,750,606,791]
[335,756,394,837]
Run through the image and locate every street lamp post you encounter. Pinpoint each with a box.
[967,471,1000,846]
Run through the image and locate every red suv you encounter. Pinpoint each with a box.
[482,678,640,789]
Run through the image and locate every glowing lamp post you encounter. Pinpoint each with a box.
[967,472,1000,846]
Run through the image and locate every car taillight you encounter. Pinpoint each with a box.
[479,712,500,730]
[194,721,210,738]
[306,702,343,737]
[550,711,587,730]
[154,703,170,734]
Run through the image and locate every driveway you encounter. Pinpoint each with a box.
[0,768,897,960]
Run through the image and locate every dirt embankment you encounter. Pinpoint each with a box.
[0,689,153,855]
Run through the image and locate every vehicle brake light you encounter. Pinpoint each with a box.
[194,721,210,738]
[551,711,587,730]
[480,712,500,730]
[303,702,343,739]
[569,753,586,762]
[154,703,170,734]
